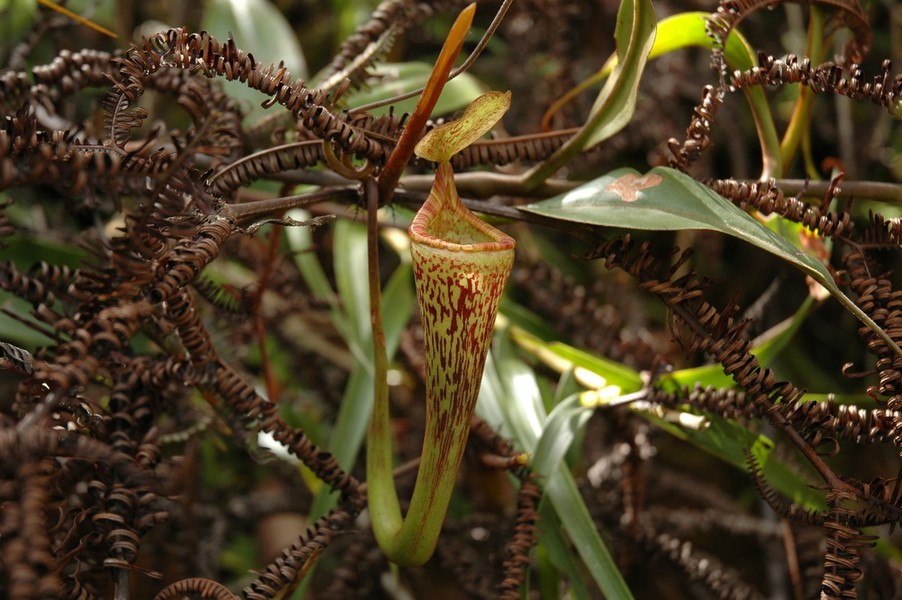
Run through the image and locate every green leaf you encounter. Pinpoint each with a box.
[532,394,591,478]
[640,13,779,176]
[334,218,373,358]
[0,0,36,42]
[326,256,415,480]
[0,295,53,347]
[289,214,415,521]
[521,166,902,359]
[286,209,351,344]
[664,296,813,390]
[583,0,657,149]
[477,337,635,599]
[344,62,485,117]
[536,508,591,600]
[644,411,826,512]
[524,0,655,185]
[543,12,780,177]
[510,326,644,393]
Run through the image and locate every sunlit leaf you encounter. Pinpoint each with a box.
[510,326,643,393]
[521,166,902,359]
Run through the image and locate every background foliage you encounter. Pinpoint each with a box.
[1,0,902,599]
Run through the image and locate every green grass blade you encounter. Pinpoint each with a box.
[537,503,592,600]
[545,466,634,599]
[477,337,634,599]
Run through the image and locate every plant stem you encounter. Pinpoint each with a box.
[364,173,403,523]
[376,3,476,204]
[780,5,826,176]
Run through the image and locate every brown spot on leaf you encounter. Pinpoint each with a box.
[605,173,663,202]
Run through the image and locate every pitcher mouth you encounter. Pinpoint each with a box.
[409,211,515,253]
[408,163,515,253]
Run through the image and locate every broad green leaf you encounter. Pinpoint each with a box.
[521,166,902,360]
[344,62,485,117]
[0,235,90,269]
[203,0,306,76]
[415,90,511,162]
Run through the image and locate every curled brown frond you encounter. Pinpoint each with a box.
[706,0,871,67]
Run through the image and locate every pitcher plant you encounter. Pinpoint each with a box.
[367,90,515,566]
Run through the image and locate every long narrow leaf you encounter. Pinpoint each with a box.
[541,13,780,178]
[536,505,592,600]
[546,466,634,599]
[477,340,635,599]
[525,0,656,185]
[294,218,415,521]
[532,394,591,479]
[334,218,373,351]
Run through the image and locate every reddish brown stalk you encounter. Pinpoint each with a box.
[376,3,476,204]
